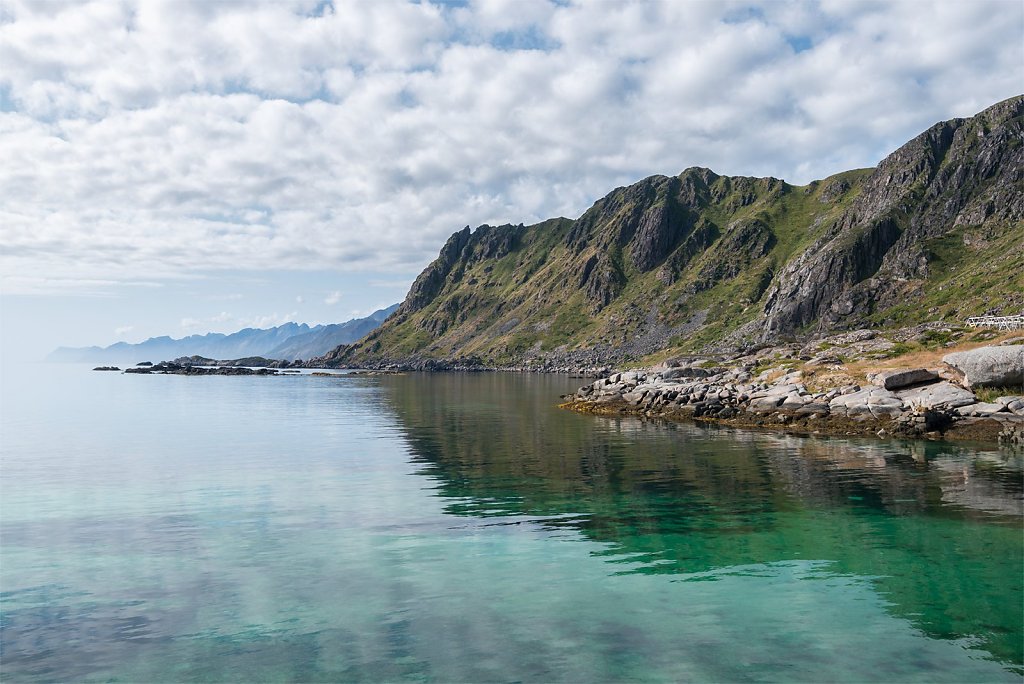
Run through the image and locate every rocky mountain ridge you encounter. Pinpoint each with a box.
[323,96,1023,369]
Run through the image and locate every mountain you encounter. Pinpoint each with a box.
[48,306,399,364]
[264,304,399,360]
[323,95,1023,368]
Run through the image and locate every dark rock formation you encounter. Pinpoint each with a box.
[125,360,279,375]
[400,227,473,314]
[580,253,626,311]
[400,225,524,316]
[762,95,1024,337]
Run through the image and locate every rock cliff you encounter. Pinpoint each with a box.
[322,96,1023,368]
[762,95,1024,337]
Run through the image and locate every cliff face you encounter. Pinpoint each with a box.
[325,96,1023,367]
[762,95,1024,338]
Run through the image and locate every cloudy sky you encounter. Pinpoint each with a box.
[1,0,1021,358]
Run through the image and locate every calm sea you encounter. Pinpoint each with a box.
[1,364,1022,682]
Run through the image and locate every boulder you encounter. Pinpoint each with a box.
[748,395,785,412]
[956,402,1008,417]
[942,345,1024,389]
[793,403,830,416]
[867,368,938,390]
[894,381,976,410]
[829,387,904,419]
[780,393,812,409]
[622,391,647,406]
[661,367,728,380]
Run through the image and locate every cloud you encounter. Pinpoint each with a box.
[245,311,299,329]
[1,0,1020,295]
[114,325,134,337]
[324,290,343,305]
[295,295,304,304]
[179,309,299,332]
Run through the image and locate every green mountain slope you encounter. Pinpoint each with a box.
[325,95,1023,368]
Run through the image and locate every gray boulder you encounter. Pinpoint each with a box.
[867,368,938,390]
[895,381,976,410]
[942,345,1024,389]
[661,367,706,379]
[622,391,647,406]
[999,397,1024,414]
[956,402,1008,417]
[829,387,904,419]
[748,395,785,412]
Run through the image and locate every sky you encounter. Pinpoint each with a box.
[1,0,1022,360]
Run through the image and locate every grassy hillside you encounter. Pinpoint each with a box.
[325,96,1023,368]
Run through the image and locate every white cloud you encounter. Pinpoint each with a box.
[324,290,343,305]
[179,310,299,333]
[0,0,1020,295]
[245,311,299,329]
[114,325,134,337]
[295,295,304,304]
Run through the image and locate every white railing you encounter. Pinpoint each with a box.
[965,315,1024,331]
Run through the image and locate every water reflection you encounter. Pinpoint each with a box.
[2,367,1021,681]
[379,372,1024,672]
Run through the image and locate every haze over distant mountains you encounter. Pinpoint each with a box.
[49,305,399,364]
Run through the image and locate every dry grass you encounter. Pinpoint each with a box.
[866,330,1019,367]
[802,369,860,392]
[802,330,1023,387]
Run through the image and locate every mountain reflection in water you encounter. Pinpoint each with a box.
[379,372,1024,672]
[2,367,1021,682]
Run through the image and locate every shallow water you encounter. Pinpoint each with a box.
[1,365,1021,682]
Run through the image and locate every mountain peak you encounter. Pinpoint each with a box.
[325,96,1023,368]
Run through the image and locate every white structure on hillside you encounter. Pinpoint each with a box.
[965,315,1024,331]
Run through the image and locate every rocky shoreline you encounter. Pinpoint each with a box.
[561,345,1024,447]
[107,334,1024,447]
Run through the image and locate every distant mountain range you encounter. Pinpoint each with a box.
[48,304,399,364]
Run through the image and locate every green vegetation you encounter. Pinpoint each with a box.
[973,387,1017,403]
[881,342,916,358]
[328,97,1023,367]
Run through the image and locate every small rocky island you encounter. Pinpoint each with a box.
[124,358,282,375]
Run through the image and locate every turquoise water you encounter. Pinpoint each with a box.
[1,365,1021,682]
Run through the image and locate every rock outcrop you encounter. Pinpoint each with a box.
[868,368,939,390]
[943,345,1024,388]
[562,356,1024,444]
[762,96,1024,338]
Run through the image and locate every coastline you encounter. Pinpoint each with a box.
[559,362,1024,447]
[560,397,1018,446]
[98,332,1024,448]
